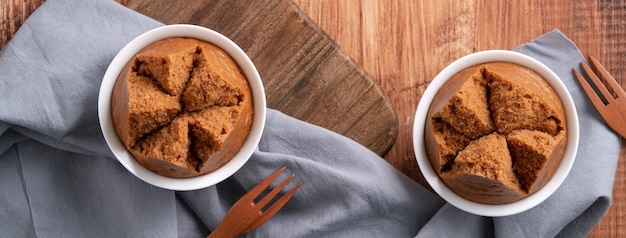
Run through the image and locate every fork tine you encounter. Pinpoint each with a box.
[580,61,615,103]
[244,181,302,234]
[260,181,301,217]
[574,67,607,110]
[240,166,287,202]
[255,173,296,209]
[588,56,626,98]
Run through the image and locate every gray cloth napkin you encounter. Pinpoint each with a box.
[416,30,622,238]
[0,0,620,237]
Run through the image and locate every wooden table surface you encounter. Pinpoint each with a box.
[2,0,624,237]
[292,1,625,237]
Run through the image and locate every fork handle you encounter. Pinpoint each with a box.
[208,219,254,238]
[207,225,240,238]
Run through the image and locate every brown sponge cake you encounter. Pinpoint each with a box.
[188,105,251,174]
[136,38,197,96]
[134,117,195,177]
[113,71,181,148]
[428,119,471,173]
[507,129,567,194]
[425,62,567,204]
[111,37,253,178]
[432,65,495,139]
[487,62,565,135]
[441,133,525,204]
[182,42,247,112]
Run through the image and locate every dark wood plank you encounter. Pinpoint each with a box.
[126,0,398,156]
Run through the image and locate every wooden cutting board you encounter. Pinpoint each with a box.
[126,0,398,156]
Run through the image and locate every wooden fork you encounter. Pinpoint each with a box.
[207,166,302,238]
[573,56,626,138]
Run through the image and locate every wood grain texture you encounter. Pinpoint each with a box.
[294,0,625,237]
[125,0,398,157]
[0,0,44,48]
[2,0,625,236]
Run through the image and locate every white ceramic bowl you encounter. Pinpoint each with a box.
[98,24,266,191]
[413,50,579,217]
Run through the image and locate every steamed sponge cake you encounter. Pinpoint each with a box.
[433,65,495,139]
[189,109,229,171]
[429,119,471,173]
[111,37,253,178]
[487,63,564,135]
[134,117,196,178]
[507,129,567,194]
[136,38,197,96]
[425,65,487,174]
[182,42,246,112]
[113,66,181,148]
[425,62,567,204]
[441,133,525,204]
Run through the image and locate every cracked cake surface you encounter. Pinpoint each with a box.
[424,62,567,204]
[111,37,253,178]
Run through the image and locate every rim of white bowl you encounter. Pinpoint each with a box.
[413,50,579,217]
[98,24,266,191]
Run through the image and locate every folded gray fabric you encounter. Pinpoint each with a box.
[416,30,622,238]
[0,0,620,237]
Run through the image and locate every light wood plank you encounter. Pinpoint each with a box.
[294,0,626,236]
